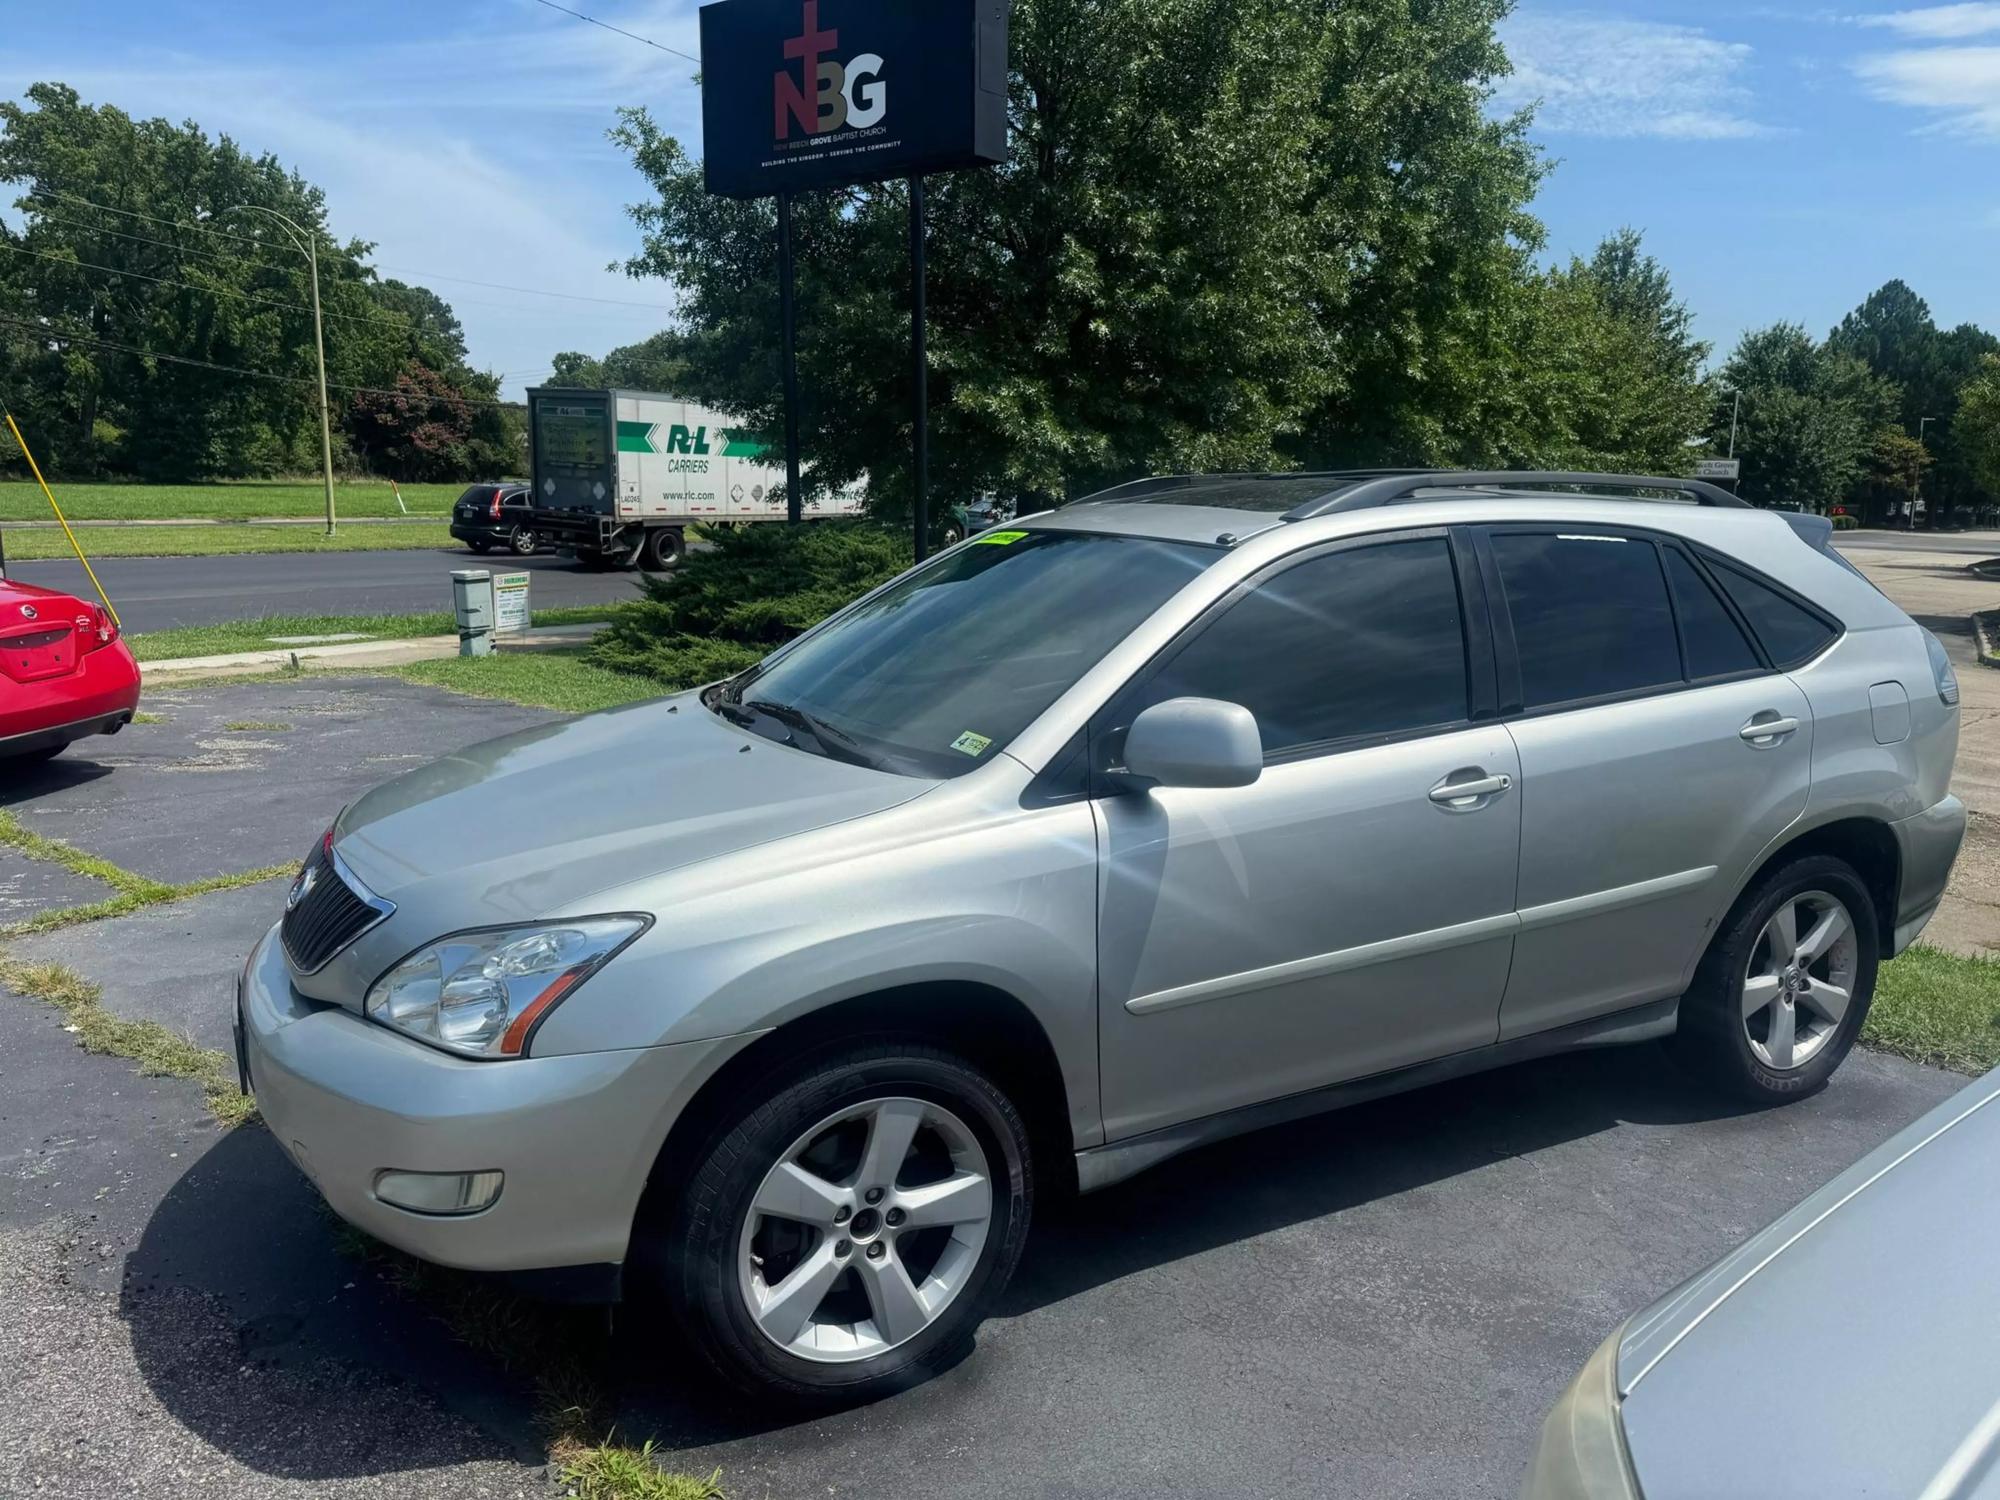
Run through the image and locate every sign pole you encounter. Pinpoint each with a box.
[911,175,929,562]
[778,190,804,525]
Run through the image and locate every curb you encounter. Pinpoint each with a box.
[1974,610,2000,670]
[139,622,604,679]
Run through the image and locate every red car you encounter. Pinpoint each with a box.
[0,576,141,764]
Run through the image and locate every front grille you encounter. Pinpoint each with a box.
[281,838,389,972]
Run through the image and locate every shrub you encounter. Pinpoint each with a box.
[586,522,912,689]
[1831,514,1860,530]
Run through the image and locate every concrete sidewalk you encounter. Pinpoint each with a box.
[140,622,602,679]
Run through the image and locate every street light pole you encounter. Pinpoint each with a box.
[1915,415,1936,528]
[221,205,337,537]
[1727,387,1741,460]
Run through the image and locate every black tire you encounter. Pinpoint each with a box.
[7,743,63,767]
[1669,854,1879,1104]
[580,540,639,572]
[466,538,492,555]
[638,527,685,573]
[509,527,540,556]
[941,524,964,546]
[654,1040,1033,1403]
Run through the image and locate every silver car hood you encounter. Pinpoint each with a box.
[296,692,933,1003]
[1617,1066,2000,1500]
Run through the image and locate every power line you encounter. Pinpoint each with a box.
[0,242,411,329]
[0,314,522,407]
[15,206,293,274]
[528,0,702,66]
[371,264,677,311]
[24,188,278,249]
[24,185,679,314]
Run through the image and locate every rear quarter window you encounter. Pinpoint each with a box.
[1707,559,1839,668]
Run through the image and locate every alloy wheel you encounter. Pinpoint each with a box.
[1742,890,1858,1071]
[737,1096,994,1363]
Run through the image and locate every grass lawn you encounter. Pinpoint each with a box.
[1865,943,2000,1075]
[0,479,469,522]
[129,605,628,661]
[387,649,665,713]
[2,519,453,558]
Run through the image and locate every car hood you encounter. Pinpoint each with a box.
[331,690,935,921]
[1616,1066,2000,1499]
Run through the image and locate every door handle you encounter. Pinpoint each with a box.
[1740,715,1801,746]
[1429,771,1512,808]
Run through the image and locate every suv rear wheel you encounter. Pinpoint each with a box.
[656,1041,1032,1401]
[1670,854,1879,1102]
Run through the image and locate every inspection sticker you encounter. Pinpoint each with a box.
[950,730,994,757]
[973,529,1029,545]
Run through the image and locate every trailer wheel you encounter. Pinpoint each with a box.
[639,527,686,573]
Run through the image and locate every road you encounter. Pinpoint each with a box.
[1,525,1992,637]
[4,547,645,632]
[1835,527,2000,557]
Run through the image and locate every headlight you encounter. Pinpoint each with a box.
[364,916,649,1059]
[1520,1322,1642,1500]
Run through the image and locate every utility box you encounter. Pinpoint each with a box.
[451,569,495,657]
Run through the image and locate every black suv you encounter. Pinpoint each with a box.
[449,483,539,556]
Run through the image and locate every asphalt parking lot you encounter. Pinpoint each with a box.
[0,670,1976,1498]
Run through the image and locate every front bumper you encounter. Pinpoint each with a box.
[1889,794,1967,955]
[237,922,743,1279]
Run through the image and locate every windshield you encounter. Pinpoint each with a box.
[709,530,1217,777]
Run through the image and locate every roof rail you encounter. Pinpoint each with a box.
[1080,469,1434,505]
[1284,470,1751,521]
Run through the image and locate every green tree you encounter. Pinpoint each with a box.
[1827,281,2000,517]
[546,329,689,393]
[1716,324,1891,513]
[607,0,1545,515]
[1960,354,2000,500]
[0,82,507,482]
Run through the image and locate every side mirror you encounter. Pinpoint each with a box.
[1121,697,1263,790]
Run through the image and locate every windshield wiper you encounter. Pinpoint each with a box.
[741,700,888,771]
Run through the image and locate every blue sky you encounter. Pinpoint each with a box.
[2,1,1996,396]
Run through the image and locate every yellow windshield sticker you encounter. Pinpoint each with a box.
[950,730,994,757]
[974,529,1029,545]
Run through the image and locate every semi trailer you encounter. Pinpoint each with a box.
[524,387,864,570]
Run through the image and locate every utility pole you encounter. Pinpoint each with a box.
[1914,415,1936,528]
[1727,387,1741,460]
[222,205,337,536]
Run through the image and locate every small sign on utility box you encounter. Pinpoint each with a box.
[493,571,531,635]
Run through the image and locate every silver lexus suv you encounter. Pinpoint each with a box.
[238,470,1966,1401]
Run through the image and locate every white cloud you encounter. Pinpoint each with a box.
[1853,44,2000,136]
[1854,4,2000,38]
[1494,12,1772,140]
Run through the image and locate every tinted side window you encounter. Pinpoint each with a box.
[1664,547,1761,679]
[1708,560,1838,667]
[1140,538,1469,754]
[1490,533,1680,708]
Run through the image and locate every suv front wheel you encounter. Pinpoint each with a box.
[660,1041,1033,1401]
[1671,854,1879,1103]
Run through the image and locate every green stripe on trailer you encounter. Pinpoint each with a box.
[616,420,656,454]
